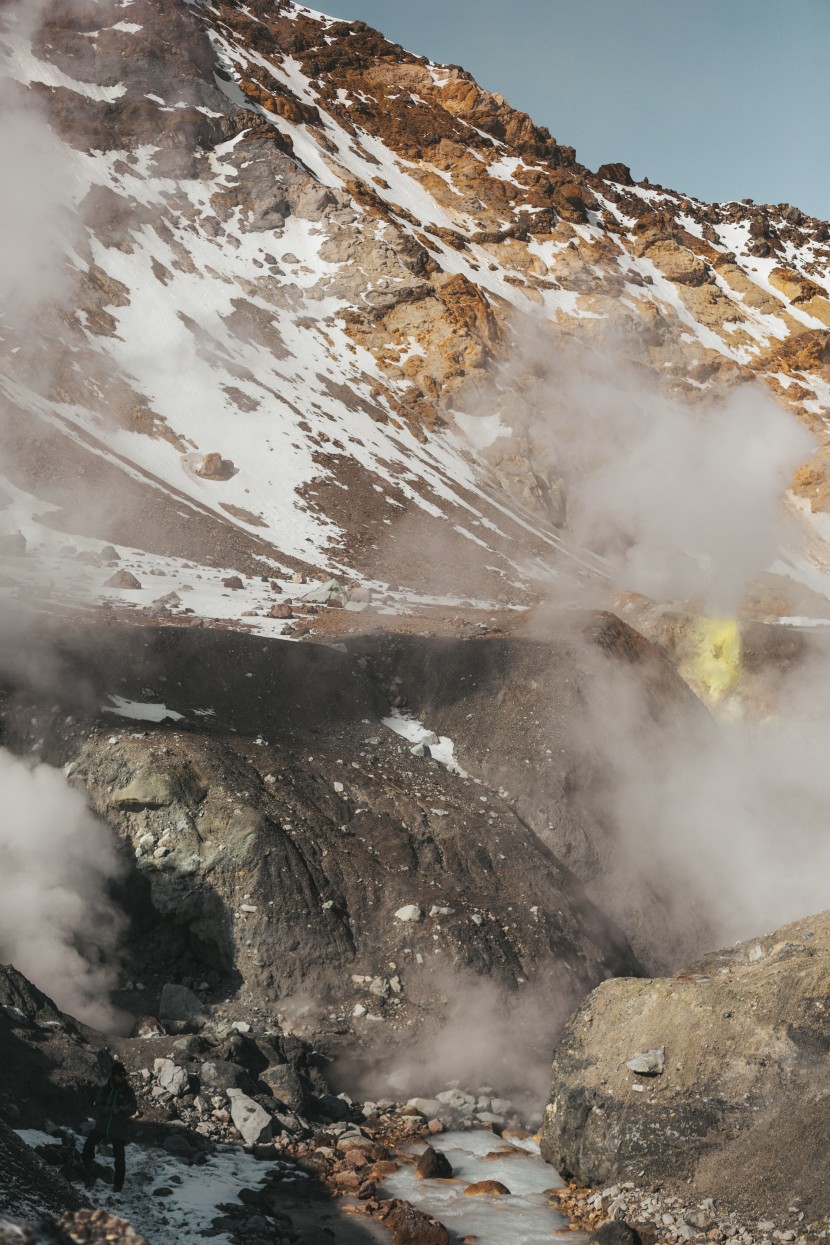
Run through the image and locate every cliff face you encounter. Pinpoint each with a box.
[0,0,828,629]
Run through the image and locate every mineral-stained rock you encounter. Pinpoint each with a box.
[541,909,830,1225]
[383,1203,450,1245]
[463,1180,511,1196]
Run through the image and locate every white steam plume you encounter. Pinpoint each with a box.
[494,323,813,612]
[0,750,126,1029]
[0,1,76,321]
[336,967,577,1122]
[580,639,830,960]
[480,318,830,966]
[0,0,126,1030]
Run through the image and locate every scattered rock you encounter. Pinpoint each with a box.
[588,1224,643,1245]
[384,1203,450,1245]
[394,905,423,923]
[463,1180,511,1196]
[415,1146,453,1180]
[105,570,142,590]
[196,452,236,480]
[625,1048,664,1076]
[153,1058,189,1097]
[301,578,347,606]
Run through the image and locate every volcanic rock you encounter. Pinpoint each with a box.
[227,1090,273,1145]
[104,571,142,590]
[415,1146,453,1180]
[260,1063,304,1109]
[541,908,830,1225]
[384,1203,450,1245]
[196,453,236,481]
[153,1058,189,1097]
[158,983,206,1028]
[589,1225,643,1245]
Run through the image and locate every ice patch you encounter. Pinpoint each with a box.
[382,709,467,776]
[103,696,184,723]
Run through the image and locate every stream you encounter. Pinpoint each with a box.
[379,1129,587,1245]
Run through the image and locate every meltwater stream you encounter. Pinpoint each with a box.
[379,1129,588,1245]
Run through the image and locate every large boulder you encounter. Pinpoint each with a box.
[158,983,207,1029]
[199,1060,255,1095]
[260,1063,304,1109]
[541,909,830,1226]
[227,1091,273,1145]
[153,1058,189,1098]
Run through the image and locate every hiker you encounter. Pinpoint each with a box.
[82,1062,137,1193]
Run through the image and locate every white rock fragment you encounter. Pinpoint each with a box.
[626,1048,665,1076]
[227,1089,273,1144]
[394,905,423,923]
[153,1058,189,1097]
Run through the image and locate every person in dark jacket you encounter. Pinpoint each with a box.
[82,1062,137,1193]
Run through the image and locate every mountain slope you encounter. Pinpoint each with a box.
[1,0,829,633]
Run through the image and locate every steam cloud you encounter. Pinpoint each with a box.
[485,319,829,964]
[0,0,127,1029]
[493,323,813,612]
[0,750,126,1029]
[336,968,576,1121]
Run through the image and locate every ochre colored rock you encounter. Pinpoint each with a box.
[463,1180,511,1196]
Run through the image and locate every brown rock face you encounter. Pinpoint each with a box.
[541,909,830,1226]
[463,1179,511,1196]
[384,1203,450,1245]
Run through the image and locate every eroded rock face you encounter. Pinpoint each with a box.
[1,617,644,1028]
[540,909,830,1225]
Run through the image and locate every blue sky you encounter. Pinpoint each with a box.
[314,0,829,221]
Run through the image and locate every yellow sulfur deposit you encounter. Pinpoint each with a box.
[682,616,741,703]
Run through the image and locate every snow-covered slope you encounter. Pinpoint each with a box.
[1,0,829,632]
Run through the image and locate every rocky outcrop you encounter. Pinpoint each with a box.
[540,909,830,1227]
[0,965,107,1128]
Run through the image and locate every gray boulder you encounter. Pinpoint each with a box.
[199,1060,254,1094]
[260,1063,304,1110]
[227,1091,273,1145]
[301,578,347,606]
[159,984,206,1029]
[153,1059,189,1098]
